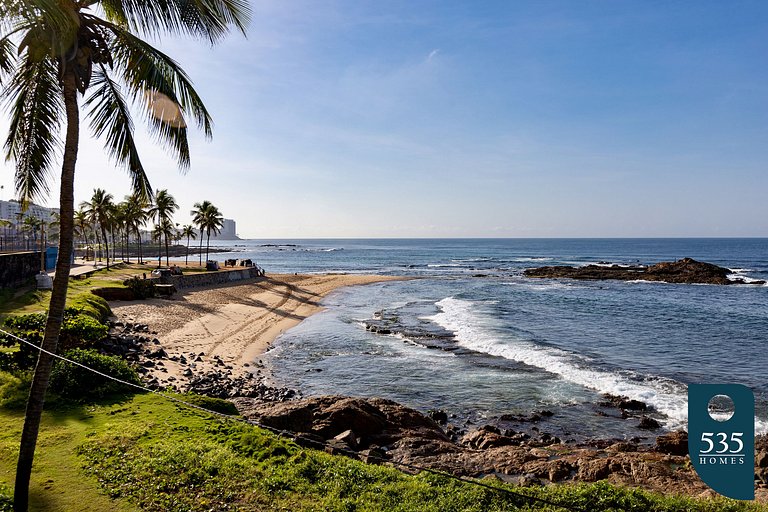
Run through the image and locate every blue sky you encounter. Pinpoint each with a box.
[2,0,767,237]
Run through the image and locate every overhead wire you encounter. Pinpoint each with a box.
[0,326,586,512]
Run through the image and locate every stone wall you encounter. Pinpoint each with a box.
[0,251,41,288]
[168,266,263,290]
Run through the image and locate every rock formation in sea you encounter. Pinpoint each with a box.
[524,257,765,285]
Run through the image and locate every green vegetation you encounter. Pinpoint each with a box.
[50,350,141,400]
[0,387,763,512]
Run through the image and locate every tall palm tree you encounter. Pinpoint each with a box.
[180,224,197,265]
[148,189,178,266]
[73,208,90,259]
[80,188,114,268]
[0,2,249,508]
[191,200,212,266]
[122,193,149,264]
[202,203,224,263]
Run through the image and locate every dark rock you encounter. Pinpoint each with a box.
[525,257,756,285]
[599,394,648,411]
[428,409,448,425]
[233,396,448,451]
[654,430,688,456]
[638,416,661,430]
[333,429,359,449]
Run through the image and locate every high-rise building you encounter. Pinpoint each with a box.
[210,218,240,240]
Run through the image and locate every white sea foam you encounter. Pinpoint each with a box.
[427,263,463,268]
[425,297,767,434]
[727,273,766,284]
[512,257,553,262]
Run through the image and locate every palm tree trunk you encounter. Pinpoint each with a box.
[165,233,170,266]
[206,229,211,263]
[101,225,109,269]
[14,69,79,512]
[198,229,204,266]
[185,235,190,265]
[137,228,143,264]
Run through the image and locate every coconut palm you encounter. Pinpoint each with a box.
[180,224,197,265]
[202,203,223,263]
[0,2,249,508]
[122,193,149,264]
[191,200,212,266]
[73,208,90,259]
[148,189,178,266]
[80,188,114,268]
[191,200,223,265]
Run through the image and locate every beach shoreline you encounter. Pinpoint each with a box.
[109,273,404,386]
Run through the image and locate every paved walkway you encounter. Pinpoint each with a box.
[47,260,107,279]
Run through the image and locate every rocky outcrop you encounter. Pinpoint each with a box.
[231,395,768,500]
[525,257,765,285]
[232,396,450,456]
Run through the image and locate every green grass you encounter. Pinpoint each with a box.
[0,388,764,512]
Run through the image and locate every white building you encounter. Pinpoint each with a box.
[0,200,59,225]
[210,218,239,240]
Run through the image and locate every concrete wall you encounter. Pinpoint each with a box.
[0,251,41,288]
[168,266,263,290]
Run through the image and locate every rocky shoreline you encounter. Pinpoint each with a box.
[525,257,766,285]
[95,320,768,501]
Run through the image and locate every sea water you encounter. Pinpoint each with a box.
[206,238,768,440]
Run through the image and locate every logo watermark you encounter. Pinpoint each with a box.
[688,384,754,500]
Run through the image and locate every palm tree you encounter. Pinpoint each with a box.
[202,203,224,263]
[81,188,114,268]
[122,194,149,264]
[0,2,249,508]
[191,200,212,266]
[191,200,223,265]
[73,208,90,260]
[148,189,178,266]
[180,224,197,265]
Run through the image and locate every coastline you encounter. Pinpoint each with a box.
[109,273,403,386]
[102,269,768,500]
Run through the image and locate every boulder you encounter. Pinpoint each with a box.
[654,430,688,456]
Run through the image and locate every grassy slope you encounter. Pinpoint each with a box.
[0,392,764,512]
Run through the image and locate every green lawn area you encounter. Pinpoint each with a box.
[0,263,210,317]
[0,390,764,512]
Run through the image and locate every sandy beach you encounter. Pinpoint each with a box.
[109,273,402,384]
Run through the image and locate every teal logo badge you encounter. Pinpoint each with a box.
[688,384,754,500]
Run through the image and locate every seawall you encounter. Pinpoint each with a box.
[0,251,41,288]
[168,266,264,290]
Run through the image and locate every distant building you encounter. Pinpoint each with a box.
[0,200,59,225]
[210,218,240,240]
[0,200,60,252]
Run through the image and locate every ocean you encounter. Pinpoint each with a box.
[206,238,768,441]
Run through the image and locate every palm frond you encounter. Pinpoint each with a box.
[2,54,62,203]
[0,36,15,85]
[89,18,215,169]
[84,64,152,200]
[98,0,250,43]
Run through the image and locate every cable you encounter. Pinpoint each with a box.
[0,326,585,512]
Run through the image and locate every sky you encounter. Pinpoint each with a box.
[1,0,767,238]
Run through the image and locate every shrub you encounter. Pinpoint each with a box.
[50,349,142,399]
[91,286,136,301]
[59,314,108,351]
[0,370,32,410]
[67,293,112,322]
[181,394,239,415]
[123,277,156,299]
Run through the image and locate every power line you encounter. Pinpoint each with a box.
[1,326,585,512]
